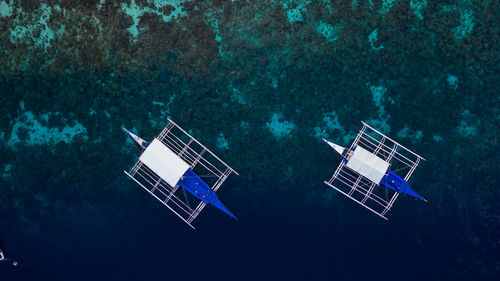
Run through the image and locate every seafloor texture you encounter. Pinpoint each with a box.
[0,0,498,280]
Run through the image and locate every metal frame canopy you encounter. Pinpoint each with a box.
[346,146,389,184]
[324,121,426,220]
[139,138,190,187]
[124,119,239,229]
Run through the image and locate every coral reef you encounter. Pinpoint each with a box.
[0,0,498,279]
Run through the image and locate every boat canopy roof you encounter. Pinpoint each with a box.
[346,146,389,184]
[139,138,190,187]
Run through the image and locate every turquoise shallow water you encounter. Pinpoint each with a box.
[0,1,499,280]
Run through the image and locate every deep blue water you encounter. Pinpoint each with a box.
[1,1,499,280]
[0,187,468,281]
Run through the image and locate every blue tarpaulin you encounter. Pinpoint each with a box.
[381,170,426,201]
[177,168,237,220]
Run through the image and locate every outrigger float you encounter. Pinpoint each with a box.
[123,119,238,229]
[323,121,427,220]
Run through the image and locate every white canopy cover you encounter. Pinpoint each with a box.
[139,138,190,187]
[346,146,389,184]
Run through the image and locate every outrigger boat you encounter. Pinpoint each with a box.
[0,247,18,266]
[123,119,238,229]
[323,121,427,220]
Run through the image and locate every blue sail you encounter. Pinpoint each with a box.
[381,170,427,202]
[177,168,237,220]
